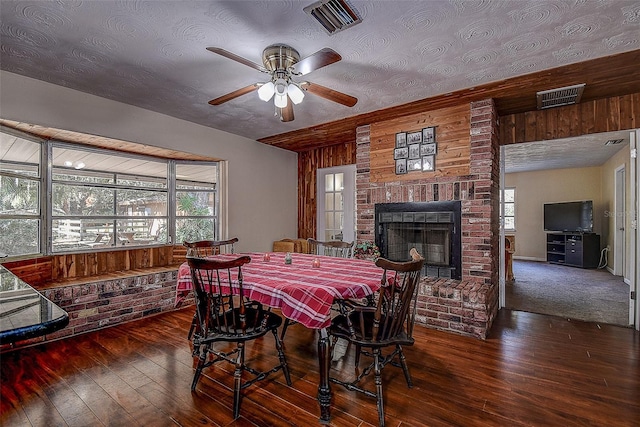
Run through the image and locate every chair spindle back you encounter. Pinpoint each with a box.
[184,237,238,258]
[308,238,354,258]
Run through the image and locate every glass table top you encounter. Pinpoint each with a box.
[0,265,69,345]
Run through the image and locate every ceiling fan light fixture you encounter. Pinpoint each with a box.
[287,83,305,104]
[274,93,288,108]
[274,78,288,96]
[258,81,275,101]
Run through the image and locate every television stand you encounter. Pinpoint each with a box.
[546,233,600,268]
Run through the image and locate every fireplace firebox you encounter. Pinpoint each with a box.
[375,201,461,279]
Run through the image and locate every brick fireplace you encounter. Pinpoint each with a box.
[355,100,500,339]
[375,201,462,280]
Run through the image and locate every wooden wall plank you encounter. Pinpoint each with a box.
[594,98,609,133]
[500,93,639,145]
[297,142,356,239]
[3,246,183,285]
[369,104,470,183]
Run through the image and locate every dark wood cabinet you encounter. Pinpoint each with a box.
[546,233,600,268]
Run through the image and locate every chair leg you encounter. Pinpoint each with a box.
[373,349,385,427]
[355,344,362,368]
[232,342,245,419]
[280,318,291,341]
[187,312,197,340]
[191,345,207,391]
[272,329,292,385]
[397,344,413,388]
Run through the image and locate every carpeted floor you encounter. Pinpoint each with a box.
[505,260,630,326]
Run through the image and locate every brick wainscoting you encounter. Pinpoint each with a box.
[356,100,500,339]
[0,268,180,352]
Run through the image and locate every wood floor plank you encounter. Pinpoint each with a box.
[1,307,638,426]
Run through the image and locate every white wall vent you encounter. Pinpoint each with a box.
[304,0,362,35]
[604,139,624,146]
[536,83,586,110]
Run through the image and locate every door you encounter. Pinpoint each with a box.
[630,130,638,329]
[316,165,356,243]
[614,165,625,276]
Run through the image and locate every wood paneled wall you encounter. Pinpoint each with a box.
[297,142,356,239]
[3,246,182,287]
[499,93,639,145]
[369,104,471,182]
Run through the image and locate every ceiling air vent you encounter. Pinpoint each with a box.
[536,83,585,110]
[605,139,624,146]
[304,0,362,35]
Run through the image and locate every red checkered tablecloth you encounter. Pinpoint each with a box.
[176,252,382,329]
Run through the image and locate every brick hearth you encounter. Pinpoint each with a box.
[356,100,500,339]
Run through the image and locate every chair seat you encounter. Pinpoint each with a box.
[330,312,414,347]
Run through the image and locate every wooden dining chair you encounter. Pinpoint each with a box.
[328,248,424,427]
[187,255,292,419]
[184,237,239,340]
[307,238,355,258]
[183,237,238,257]
[272,239,296,253]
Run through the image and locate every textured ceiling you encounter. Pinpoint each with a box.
[1,0,639,145]
[504,130,631,173]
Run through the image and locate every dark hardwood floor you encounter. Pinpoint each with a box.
[1,307,638,426]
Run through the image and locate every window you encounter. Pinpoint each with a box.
[175,162,218,243]
[0,130,41,257]
[0,127,219,256]
[501,188,515,230]
[317,165,356,242]
[51,144,169,252]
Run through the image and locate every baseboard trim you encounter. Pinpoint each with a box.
[513,256,546,262]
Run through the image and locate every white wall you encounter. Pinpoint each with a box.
[0,71,298,252]
[504,166,603,260]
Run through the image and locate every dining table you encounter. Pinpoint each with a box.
[175,251,383,424]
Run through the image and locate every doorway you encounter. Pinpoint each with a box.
[614,166,625,276]
[316,165,356,243]
[500,130,635,327]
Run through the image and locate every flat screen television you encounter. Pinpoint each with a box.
[543,201,593,233]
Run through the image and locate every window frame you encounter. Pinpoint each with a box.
[501,187,516,231]
[0,129,43,256]
[0,126,220,257]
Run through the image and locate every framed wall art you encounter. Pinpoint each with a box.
[407,131,422,144]
[395,132,407,148]
[422,155,435,171]
[394,147,408,160]
[422,126,435,143]
[407,158,422,171]
[395,158,407,174]
[408,143,421,159]
[420,142,436,156]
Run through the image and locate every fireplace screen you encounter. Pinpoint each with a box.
[375,202,461,279]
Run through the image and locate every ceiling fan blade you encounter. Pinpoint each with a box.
[206,47,269,73]
[300,82,357,107]
[208,83,260,105]
[292,48,341,75]
[278,102,294,122]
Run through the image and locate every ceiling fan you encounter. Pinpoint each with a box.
[206,44,357,122]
